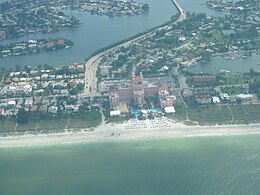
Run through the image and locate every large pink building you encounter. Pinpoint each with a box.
[109,74,175,108]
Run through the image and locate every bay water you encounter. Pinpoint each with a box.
[0,0,229,69]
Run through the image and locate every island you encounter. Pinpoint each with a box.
[0,38,73,58]
[0,0,149,40]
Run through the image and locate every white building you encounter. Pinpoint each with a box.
[110,110,121,116]
[164,106,176,114]
[212,96,220,104]
[7,100,16,108]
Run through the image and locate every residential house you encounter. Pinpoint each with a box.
[195,94,212,104]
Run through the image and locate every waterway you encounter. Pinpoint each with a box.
[0,0,228,69]
[188,54,260,74]
[0,135,260,195]
[0,0,259,71]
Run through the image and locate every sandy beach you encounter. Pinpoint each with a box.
[0,118,260,148]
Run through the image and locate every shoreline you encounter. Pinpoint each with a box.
[1,120,260,148]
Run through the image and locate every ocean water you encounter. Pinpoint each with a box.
[0,135,260,195]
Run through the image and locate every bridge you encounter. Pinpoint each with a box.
[171,0,186,22]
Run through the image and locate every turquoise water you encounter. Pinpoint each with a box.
[148,108,161,113]
[132,108,161,115]
[0,135,260,195]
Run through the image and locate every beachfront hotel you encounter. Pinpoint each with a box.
[109,73,176,108]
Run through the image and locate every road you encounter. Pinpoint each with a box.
[83,0,187,99]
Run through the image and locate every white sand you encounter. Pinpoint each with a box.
[0,119,260,148]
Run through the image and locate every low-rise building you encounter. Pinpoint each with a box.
[39,105,48,114]
[164,106,176,114]
[24,99,33,108]
[192,75,216,83]
[195,94,212,104]
[0,109,5,116]
[48,106,58,114]
[110,110,121,116]
[219,93,230,101]
[98,79,130,92]
[29,106,38,116]
[7,100,16,108]
[236,94,254,104]
[212,96,221,104]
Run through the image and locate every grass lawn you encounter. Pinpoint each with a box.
[221,86,247,95]
[185,104,260,125]
[0,119,16,135]
[223,76,247,85]
[187,105,232,125]
[0,111,102,135]
[253,76,260,82]
[242,104,260,123]
[174,103,187,121]
[210,30,223,41]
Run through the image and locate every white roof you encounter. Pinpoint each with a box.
[159,66,169,72]
[236,94,253,99]
[164,106,176,113]
[212,96,220,103]
[9,86,16,90]
[140,110,148,114]
[24,84,32,89]
[7,100,16,105]
[110,110,121,116]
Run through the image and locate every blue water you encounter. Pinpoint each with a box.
[0,0,176,68]
[0,0,228,68]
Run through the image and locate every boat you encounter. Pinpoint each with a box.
[220,70,231,74]
[224,56,230,60]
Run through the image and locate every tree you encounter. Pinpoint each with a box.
[69,87,78,95]
[15,65,21,71]
[77,83,84,92]
[17,109,29,124]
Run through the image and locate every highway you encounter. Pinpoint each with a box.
[83,0,186,99]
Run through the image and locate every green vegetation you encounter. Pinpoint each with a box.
[187,105,232,125]
[220,86,247,95]
[223,76,247,85]
[249,69,260,98]
[17,109,29,124]
[0,110,102,135]
[173,103,187,121]
[210,30,224,41]
[178,104,260,125]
